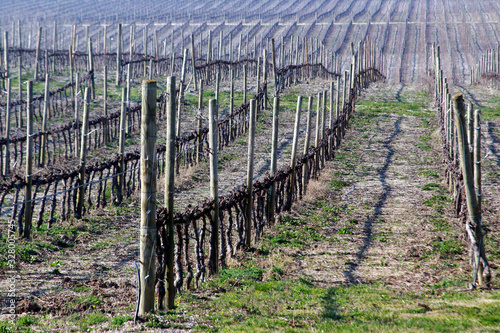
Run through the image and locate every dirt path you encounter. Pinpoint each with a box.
[271,82,499,292]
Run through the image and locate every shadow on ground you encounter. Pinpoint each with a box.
[342,116,404,285]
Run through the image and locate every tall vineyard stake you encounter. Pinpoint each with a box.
[197,79,204,163]
[302,96,313,194]
[215,72,220,109]
[75,88,90,219]
[269,97,279,223]
[263,48,268,108]
[117,87,127,204]
[139,80,157,315]
[271,38,278,97]
[88,39,95,99]
[329,81,334,156]
[256,57,261,114]
[33,27,41,80]
[314,92,321,178]
[243,64,247,104]
[23,81,33,238]
[229,69,234,140]
[336,75,341,146]
[18,55,23,128]
[74,73,80,154]
[208,99,219,275]
[285,96,303,210]
[69,44,74,108]
[191,33,198,90]
[40,74,49,167]
[321,90,327,166]
[467,102,474,164]
[103,66,109,142]
[52,22,57,72]
[165,76,176,310]
[452,94,490,288]
[3,79,11,176]
[116,23,122,85]
[245,99,257,247]
[126,64,131,136]
[474,109,481,212]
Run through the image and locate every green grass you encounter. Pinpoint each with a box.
[357,99,431,118]
[170,270,500,332]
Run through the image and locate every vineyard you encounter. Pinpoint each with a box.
[1,0,500,332]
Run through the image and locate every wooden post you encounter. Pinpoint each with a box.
[285,96,303,210]
[329,81,335,156]
[103,66,109,142]
[191,33,198,90]
[467,102,474,164]
[116,23,122,85]
[302,96,313,194]
[245,99,257,247]
[126,64,131,135]
[139,80,157,315]
[229,68,234,140]
[271,38,278,97]
[268,97,279,223]
[452,94,490,287]
[23,81,33,238]
[69,44,74,105]
[197,79,204,163]
[474,109,481,212]
[243,64,247,104]
[3,32,8,80]
[117,87,127,204]
[208,99,219,275]
[33,27,41,80]
[314,92,321,178]
[176,48,188,137]
[164,76,176,310]
[215,72,220,108]
[74,73,80,154]
[321,90,327,165]
[336,75,341,142]
[3,79,11,176]
[88,39,95,99]
[75,88,90,219]
[18,55,23,128]
[40,74,49,167]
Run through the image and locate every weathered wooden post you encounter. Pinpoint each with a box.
[243,64,247,104]
[3,32,8,81]
[139,80,157,315]
[75,88,90,219]
[33,27,41,80]
[197,79,204,163]
[23,81,33,238]
[268,97,279,223]
[103,65,109,142]
[302,96,313,195]
[3,79,11,176]
[321,90,327,165]
[452,94,490,287]
[88,39,95,99]
[18,54,23,128]
[329,81,335,156]
[164,76,176,310]
[176,48,189,137]
[208,99,219,275]
[191,33,198,90]
[117,87,127,204]
[229,69,234,140]
[40,74,49,166]
[245,99,257,247]
[74,73,80,154]
[314,92,321,178]
[116,23,122,85]
[285,96,303,210]
[126,64,131,136]
[474,109,481,212]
